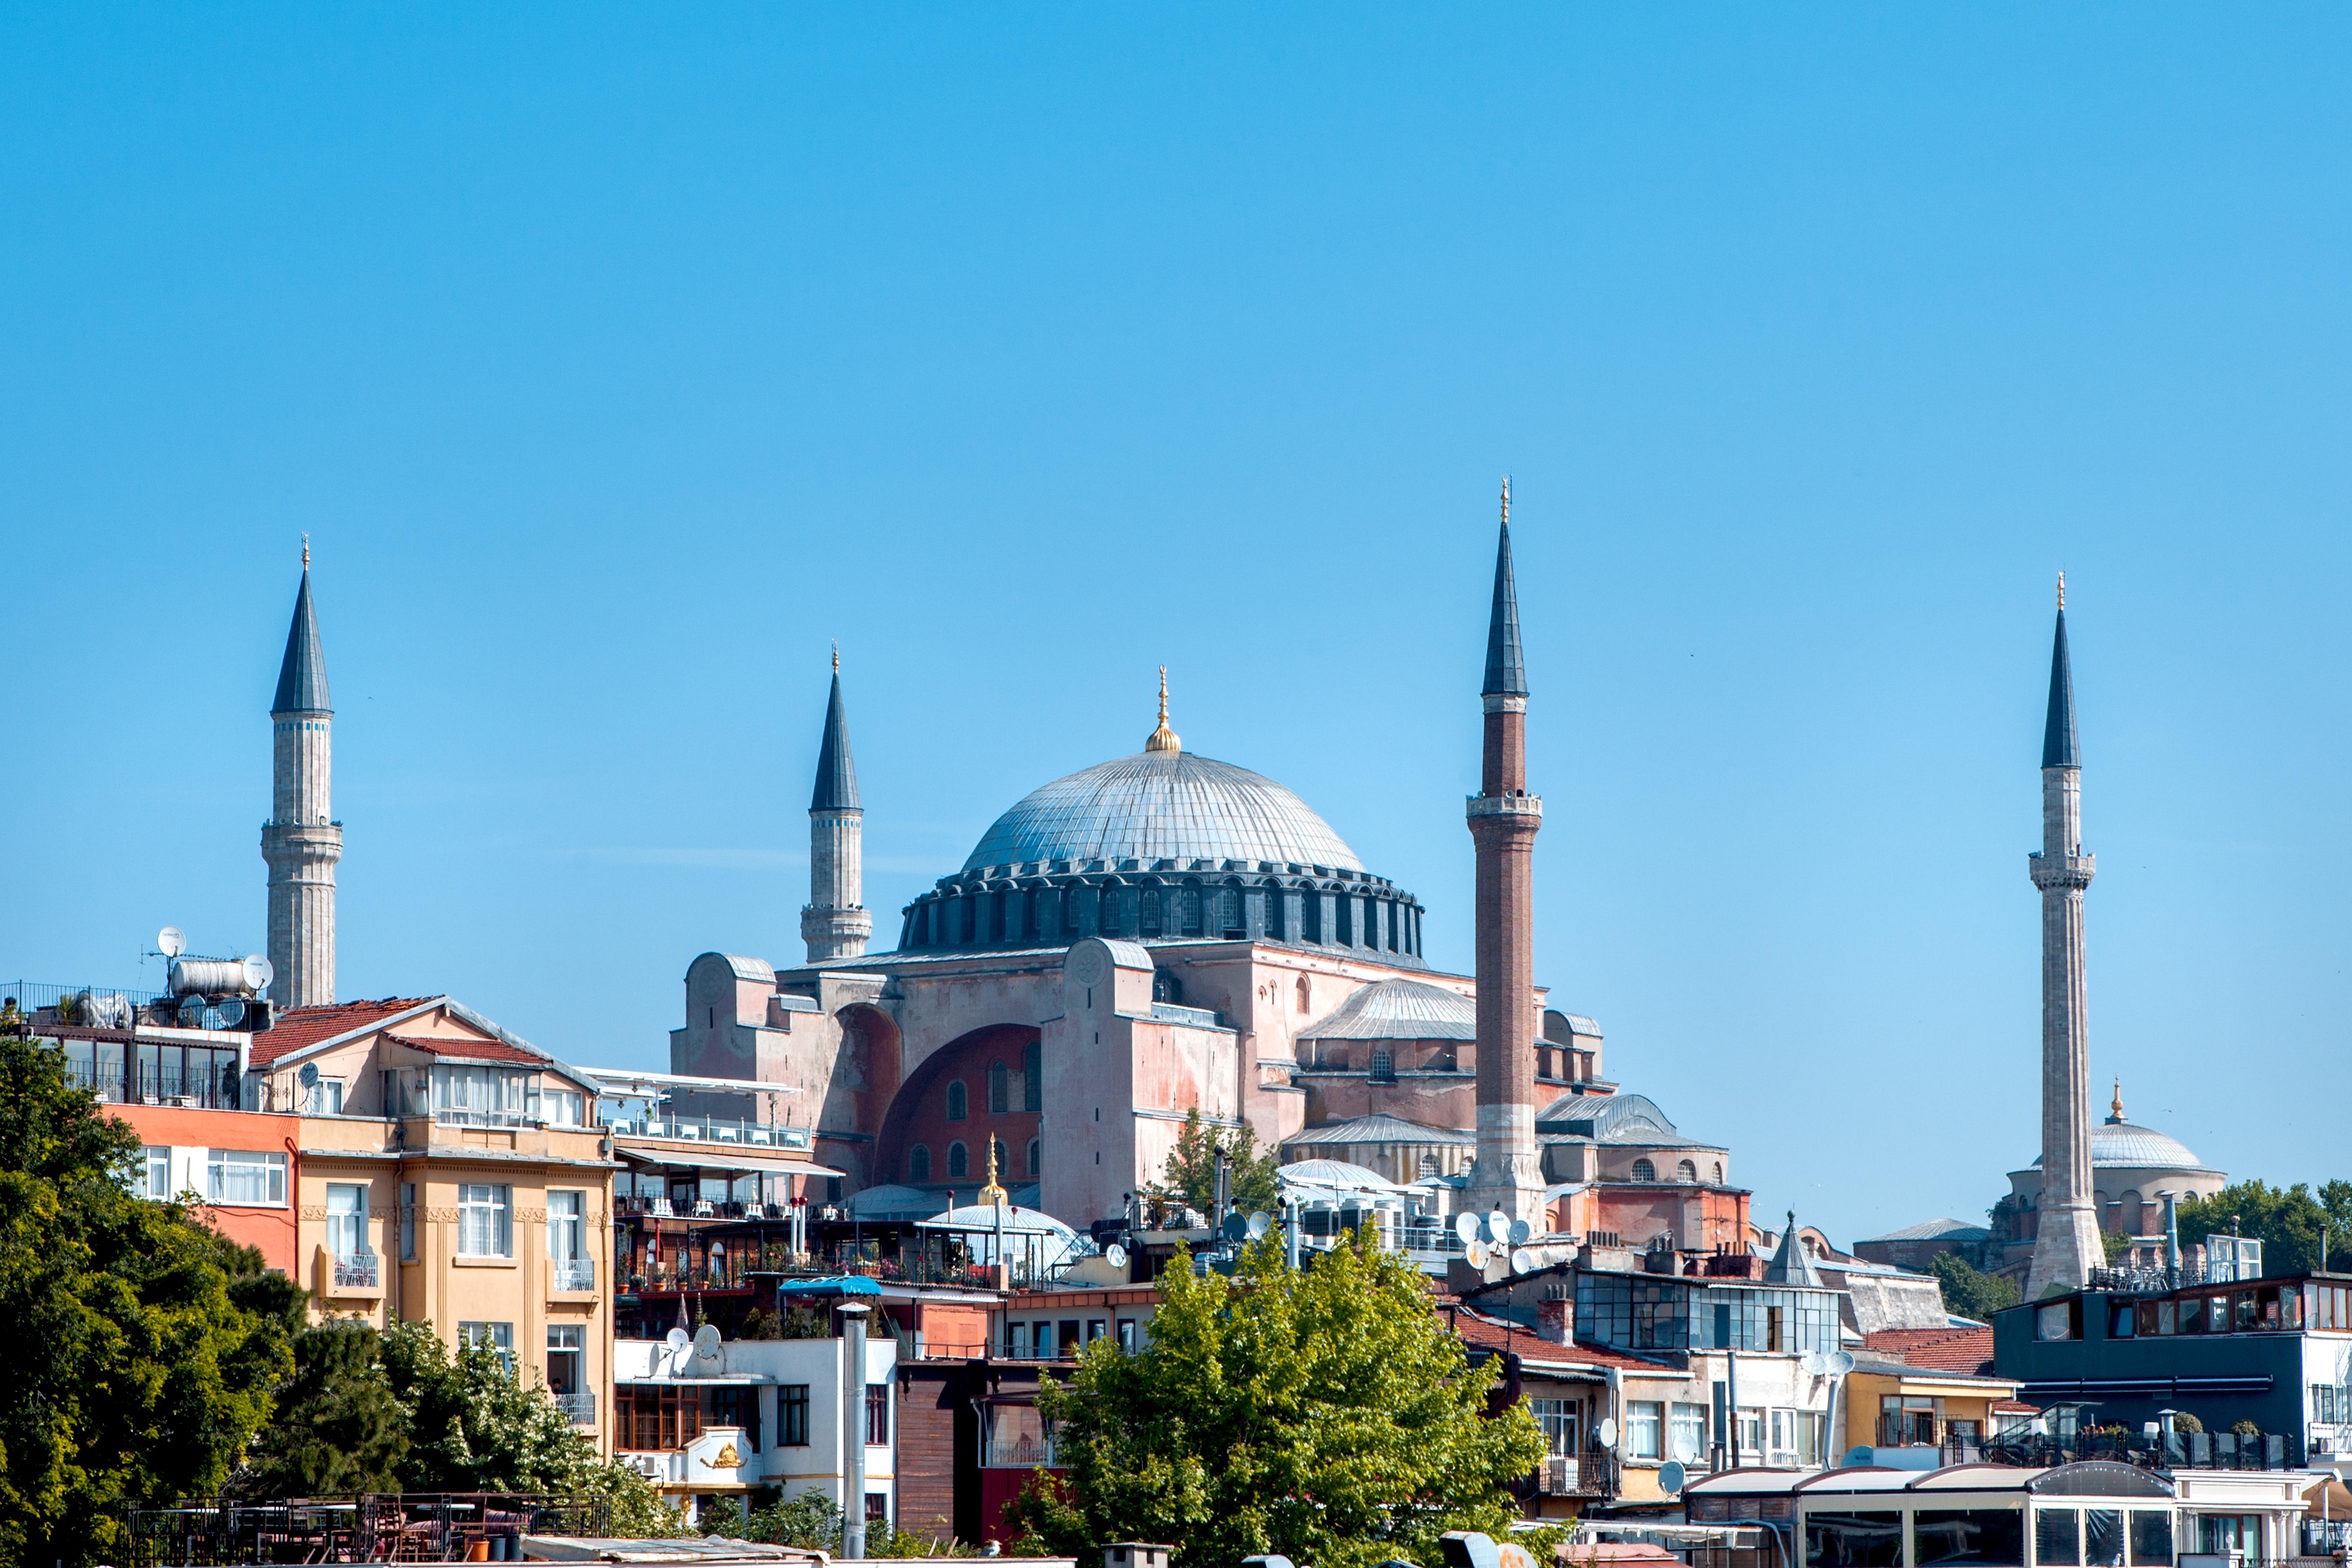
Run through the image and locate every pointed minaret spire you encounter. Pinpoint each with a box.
[1483,478,1528,699]
[262,543,341,1008]
[803,650,872,963]
[2027,579,2100,1300]
[1462,480,1546,1228]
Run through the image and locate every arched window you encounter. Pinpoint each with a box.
[947,1140,969,1179]
[946,1080,967,1122]
[1676,1160,1698,1184]
[1295,975,1311,1014]
[1303,889,1323,943]
[1220,884,1243,937]
[987,1061,1010,1114]
[1027,1138,1041,1176]
[1385,898,1401,951]
[1712,1162,1724,1185]
[1097,885,1120,938]
[1263,882,1286,940]
[1152,970,1183,1004]
[1177,885,1203,936]
[1334,890,1353,946]
[1140,888,1163,936]
[1023,1040,1041,1111]
[909,1145,932,1183]
[1631,1158,1657,1182]
[1369,1047,1395,1084]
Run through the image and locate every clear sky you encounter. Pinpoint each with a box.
[4,9,2348,1247]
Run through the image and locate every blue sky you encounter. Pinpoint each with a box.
[4,9,2348,1246]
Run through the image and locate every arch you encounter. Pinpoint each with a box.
[1369,1046,1395,1083]
[1295,975,1312,1014]
[909,1145,932,1183]
[1027,1137,1041,1176]
[947,1140,970,1179]
[836,1003,904,1184]
[946,1080,968,1121]
[1261,879,1287,941]
[1631,1158,1658,1182]
[872,1021,1044,1210]
[1676,1159,1698,1184]
[1139,884,1164,937]
[1712,1161,1724,1185]
[987,1060,1010,1114]
[1177,883,1203,937]
[1097,881,1124,939]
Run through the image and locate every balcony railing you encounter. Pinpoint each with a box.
[552,1391,597,1426]
[2086,1258,2265,1292]
[551,1259,595,1293]
[333,1253,380,1289]
[605,1114,813,1151]
[1954,1429,2303,1471]
[1538,1452,1616,1497]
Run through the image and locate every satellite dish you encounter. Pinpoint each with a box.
[665,1327,691,1354]
[1826,1350,1856,1377]
[1659,1460,1688,1495]
[693,1324,722,1362]
[201,1002,243,1032]
[1465,1239,1490,1269]
[1596,1416,1619,1450]
[157,926,186,958]
[1511,1247,1538,1275]
[241,954,273,993]
[1486,1210,1511,1243]
[1222,1212,1250,1242]
[1454,1211,1481,1245]
[1509,1218,1533,1246]
[177,996,206,1026]
[1247,1211,1273,1240]
[299,1062,320,1088]
[1104,1242,1130,1270]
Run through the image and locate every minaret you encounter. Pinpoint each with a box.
[1462,480,1547,1225]
[801,647,872,964]
[262,538,340,1009]
[2026,573,2102,1300]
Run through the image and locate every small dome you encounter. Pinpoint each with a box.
[963,750,1363,874]
[1297,979,1476,1042]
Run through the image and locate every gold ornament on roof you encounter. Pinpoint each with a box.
[1144,665,1181,754]
[2111,1075,2125,1120]
[979,1139,1009,1207]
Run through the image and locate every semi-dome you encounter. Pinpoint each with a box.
[2032,1120,2206,1172]
[963,751,1364,874]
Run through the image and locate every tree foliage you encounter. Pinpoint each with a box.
[2177,1180,2352,1275]
[0,1032,303,1565]
[1006,1231,1545,1568]
[237,1320,409,1498]
[1149,1108,1281,1222]
[1928,1252,2019,1322]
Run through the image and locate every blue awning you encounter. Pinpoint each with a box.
[773,1274,883,1297]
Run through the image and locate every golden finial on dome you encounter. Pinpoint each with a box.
[2110,1075,2124,1122]
[1145,665,1182,754]
[978,1138,1008,1207]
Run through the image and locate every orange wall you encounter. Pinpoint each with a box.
[108,1104,303,1274]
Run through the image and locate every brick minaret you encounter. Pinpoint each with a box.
[801,649,872,963]
[2026,575,2102,1299]
[1462,482,1547,1225]
[262,539,340,1008]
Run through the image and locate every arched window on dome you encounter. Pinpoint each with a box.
[1676,1160,1698,1184]
[1334,890,1353,946]
[987,1061,1010,1114]
[1712,1161,1724,1185]
[1262,882,1286,941]
[947,1141,969,1180]
[1385,898,1401,952]
[1221,882,1243,939]
[1099,885,1122,938]
[946,1080,968,1122]
[1302,888,1323,943]
[1140,887,1163,937]
[1369,1047,1395,1084]
[1023,1040,1041,1112]
[1631,1158,1657,1182]
[909,1145,932,1183]
[1177,885,1203,937]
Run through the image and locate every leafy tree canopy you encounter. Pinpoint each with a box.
[1927,1252,2019,1322]
[1149,1108,1280,1223]
[2177,1180,2352,1276]
[237,1320,409,1499]
[0,1033,302,1566]
[1007,1230,1545,1568]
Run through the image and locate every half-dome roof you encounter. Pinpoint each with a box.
[1298,978,1476,1042]
[962,750,1364,875]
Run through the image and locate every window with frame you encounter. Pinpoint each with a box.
[1631,1158,1658,1182]
[1027,1138,1041,1176]
[547,1190,583,1260]
[1807,1513,1903,1568]
[909,1145,932,1183]
[779,1384,810,1446]
[207,1149,287,1206]
[988,1061,1010,1114]
[325,1182,369,1259]
[458,1183,513,1256]
[306,1077,345,1115]
[1671,1402,1709,1463]
[1627,1400,1664,1460]
[458,1320,515,1371]
[1530,1398,1580,1457]
[1177,887,1202,936]
[2131,1511,2174,1565]
[141,1146,171,1199]
[946,1080,967,1122]
[1023,1041,1041,1112]
[866,1383,890,1446]
[401,1182,418,1260]
[1912,1508,2024,1568]
[947,1141,969,1179]
[431,1065,530,1126]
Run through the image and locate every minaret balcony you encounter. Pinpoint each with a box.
[2028,850,2096,890]
[1465,793,1544,821]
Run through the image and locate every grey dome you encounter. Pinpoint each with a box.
[1298,979,1476,1042]
[2030,1119,2206,1171]
[963,751,1363,874]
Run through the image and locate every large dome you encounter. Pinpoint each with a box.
[962,751,1364,875]
[2029,1119,2208,1172]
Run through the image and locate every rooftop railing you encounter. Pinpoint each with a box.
[604,1112,813,1150]
[1953,1429,2303,1471]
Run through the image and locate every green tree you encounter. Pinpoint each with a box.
[238,1320,410,1498]
[1928,1252,2020,1321]
[1007,1231,1545,1568]
[2177,1181,2348,1274]
[0,1033,302,1565]
[1150,1108,1281,1222]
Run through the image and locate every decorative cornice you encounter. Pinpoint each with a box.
[1465,794,1544,820]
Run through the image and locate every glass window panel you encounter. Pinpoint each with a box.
[1913,1509,2024,1568]
[1807,1513,1904,1568]
[2038,1510,2082,1567]
[1627,1400,1663,1459]
[2130,1512,2173,1566]
[458,1183,512,1256]
[325,1182,368,1259]
[2086,1510,2124,1567]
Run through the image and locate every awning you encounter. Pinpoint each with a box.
[774,1275,883,1297]
[620,1150,843,1178]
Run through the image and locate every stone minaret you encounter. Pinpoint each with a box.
[801,650,872,963]
[262,541,340,1009]
[1462,481,1548,1225]
[2026,575,2102,1300]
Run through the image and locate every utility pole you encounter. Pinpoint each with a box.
[841,1303,869,1559]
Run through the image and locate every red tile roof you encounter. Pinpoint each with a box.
[382,1030,549,1066]
[1862,1326,1998,1376]
[250,997,442,1067]
[1446,1307,1672,1372]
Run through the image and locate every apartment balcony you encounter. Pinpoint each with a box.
[1538,1453,1616,1498]
[606,1114,814,1152]
[551,1259,596,1295]
[552,1391,596,1426]
[317,1247,383,1300]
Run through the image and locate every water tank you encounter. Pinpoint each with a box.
[169,958,255,997]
